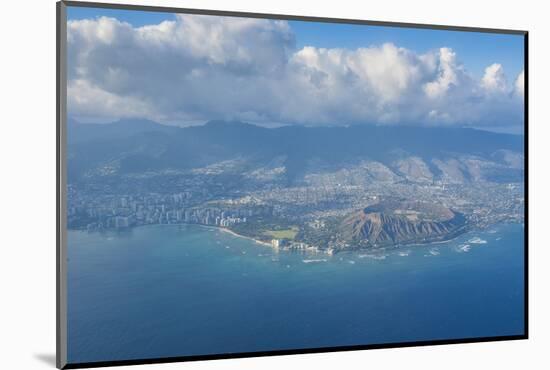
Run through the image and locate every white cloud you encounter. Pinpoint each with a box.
[481,63,508,92]
[67,79,154,122]
[515,70,525,96]
[423,48,462,99]
[67,14,524,130]
[428,109,451,122]
[345,43,421,101]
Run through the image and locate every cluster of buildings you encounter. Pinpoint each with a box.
[270,238,329,254]
[67,189,273,231]
[84,208,248,231]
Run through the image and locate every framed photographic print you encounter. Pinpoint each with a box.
[56,1,528,368]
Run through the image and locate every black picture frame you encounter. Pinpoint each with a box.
[56,1,529,368]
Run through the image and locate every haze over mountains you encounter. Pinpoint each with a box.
[67,119,524,185]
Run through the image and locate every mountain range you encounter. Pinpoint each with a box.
[67,119,524,185]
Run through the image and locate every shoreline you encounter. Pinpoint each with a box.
[72,221,520,255]
[367,226,472,251]
[214,226,273,247]
[199,224,332,254]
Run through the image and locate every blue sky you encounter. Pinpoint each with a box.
[66,6,525,132]
[289,21,524,79]
[67,6,524,79]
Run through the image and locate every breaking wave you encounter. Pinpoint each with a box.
[358,254,387,260]
[430,248,441,256]
[302,259,328,264]
[468,237,487,244]
[456,244,471,253]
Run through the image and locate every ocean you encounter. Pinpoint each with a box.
[67,223,525,363]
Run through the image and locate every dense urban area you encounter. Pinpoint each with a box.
[68,157,524,254]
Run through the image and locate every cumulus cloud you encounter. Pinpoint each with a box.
[67,14,524,130]
[481,63,508,92]
[424,48,462,99]
[67,79,155,122]
[515,70,525,96]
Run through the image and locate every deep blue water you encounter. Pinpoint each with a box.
[67,223,525,363]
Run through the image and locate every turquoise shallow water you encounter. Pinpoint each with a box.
[67,223,525,363]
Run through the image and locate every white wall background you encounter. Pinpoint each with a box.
[1,0,547,369]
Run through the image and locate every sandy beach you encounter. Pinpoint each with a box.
[214,226,273,247]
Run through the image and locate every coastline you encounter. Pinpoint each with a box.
[371,226,471,250]
[72,221,522,255]
[215,227,273,247]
